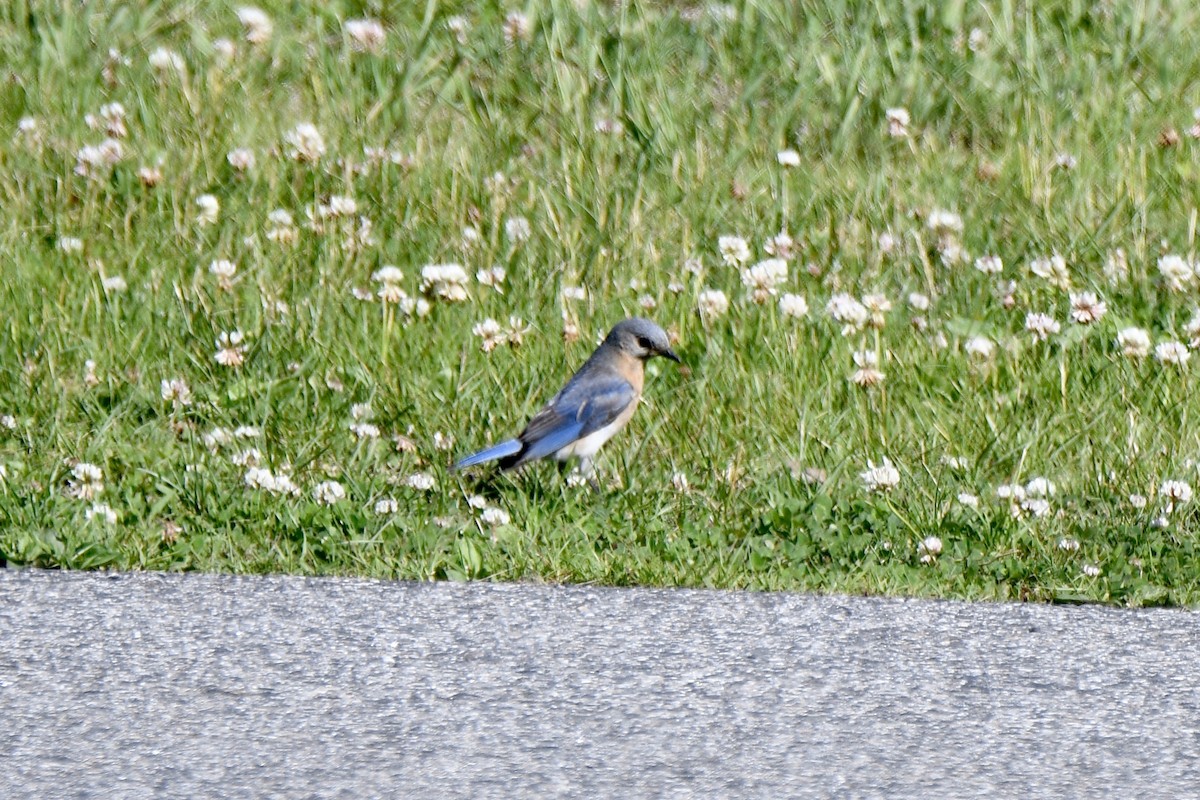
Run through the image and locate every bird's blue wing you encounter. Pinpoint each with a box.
[454,439,523,470]
[516,377,636,463]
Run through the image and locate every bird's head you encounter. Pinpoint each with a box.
[606,318,681,363]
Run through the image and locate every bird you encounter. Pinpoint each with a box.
[454,318,680,481]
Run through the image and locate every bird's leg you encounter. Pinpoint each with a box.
[579,457,602,493]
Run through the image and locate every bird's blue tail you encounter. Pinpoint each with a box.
[454,439,523,470]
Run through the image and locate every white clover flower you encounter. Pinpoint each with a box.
[1022,501,1051,520]
[718,235,751,267]
[233,426,260,439]
[862,293,892,328]
[209,259,237,284]
[74,139,124,178]
[938,240,970,267]
[1029,255,1071,290]
[473,318,507,352]
[265,209,297,243]
[1081,564,1101,578]
[1053,153,1078,170]
[226,148,255,171]
[405,472,436,492]
[957,492,980,509]
[868,235,897,262]
[561,286,587,302]
[926,209,963,236]
[698,289,729,322]
[1069,291,1107,324]
[1117,327,1152,359]
[242,467,272,490]
[504,216,532,243]
[85,502,118,525]
[476,265,506,290]
[1058,537,1081,552]
[480,506,511,526]
[1155,340,1190,367]
[996,483,1026,502]
[918,535,942,563]
[447,15,470,43]
[0,415,15,430]
[349,422,380,440]
[826,293,870,336]
[285,123,326,163]
[345,18,386,52]
[907,292,930,312]
[327,195,357,217]
[101,275,127,293]
[1025,477,1056,497]
[272,473,301,496]
[741,258,788,304]
[968,27,987,50]
[467,494,488,510]
[1182,310,1200,350]
[214,330,246,367]
[776,149,801,167]
[594,117,624,135]
[885,107,910,138]
[974,254,1003,275]
[17,116,39,137]
[503,316,530,348]
[850,350,885,387]
[68,462,105,501]
[502,11,532,44]
[1020,498,1052,518]
[237,6,273,43]
[671,472,690,492]
[1025,312,1060,342]
[244,467,299,496]
[148,47,185,74]
[1160,479,1193,509]
[1129,493,1148,509]
[212,38,236,62]
[203,427,232,449]
[433,432,454,451]
[375,497,398,515]
[1104,249,1129,285]
[195,194,219,226]
[778,293,808,318]
[420,263,470,302]
[313,481,346,505]
[230,448,262,467]
[860,457,900,493]
[369,266,403,286]
[1157,254,1195,293]
[85,102,127,137]
[161,378,192,407]
[765,231,795,259]
[58,237,84,254]
[964,336,995,360]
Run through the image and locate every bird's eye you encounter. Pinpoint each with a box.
[637,336,653,349]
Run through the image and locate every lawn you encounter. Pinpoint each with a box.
[2,0,1200,605]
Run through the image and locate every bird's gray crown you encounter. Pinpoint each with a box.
[605,318,680,362]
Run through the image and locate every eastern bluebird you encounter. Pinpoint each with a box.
[454,318,680,480]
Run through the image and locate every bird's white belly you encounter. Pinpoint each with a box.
[554,418,624,461]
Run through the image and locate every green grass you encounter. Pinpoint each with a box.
[2,0,1200,605]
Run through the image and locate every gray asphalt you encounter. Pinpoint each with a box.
[1,569,1198,799]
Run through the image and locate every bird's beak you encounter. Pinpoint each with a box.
[662,348,681,363]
